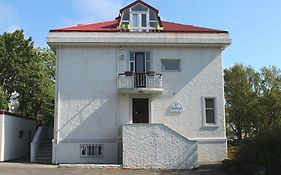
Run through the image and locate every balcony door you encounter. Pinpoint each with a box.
[135,53,146,87]
[135,53,145,73]
[132,98,149,123]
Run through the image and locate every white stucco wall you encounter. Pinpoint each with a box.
[117,46,226,163]
[197,140,227,163]
[54,46,118,163]
[0,114,36,161]
[122,124,198,169]
[50,31,229,165]
[0,116,3,161]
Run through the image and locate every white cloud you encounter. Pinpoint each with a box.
[0,0,20,33]
[71,0,123,23]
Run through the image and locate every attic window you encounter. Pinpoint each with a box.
[119,3,161,32]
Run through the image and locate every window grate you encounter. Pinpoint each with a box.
[80,144,103,158]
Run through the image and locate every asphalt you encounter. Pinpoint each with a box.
[0,162,227,175]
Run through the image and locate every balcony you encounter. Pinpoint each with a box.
[118,72,163,94]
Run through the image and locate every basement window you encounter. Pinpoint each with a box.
[80,144,103,158]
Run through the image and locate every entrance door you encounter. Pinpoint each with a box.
[135,53,146,87]
[132,98,149,123]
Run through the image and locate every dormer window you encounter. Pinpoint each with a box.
[119,1,163,32]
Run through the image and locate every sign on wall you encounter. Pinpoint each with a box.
[169,102,183,113]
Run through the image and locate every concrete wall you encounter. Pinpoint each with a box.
[54,46,118,163]
[122,124,198,169]
[0,113,36,161]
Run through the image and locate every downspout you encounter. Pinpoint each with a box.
[52,45,61,164]
[221,47,228,159]
[116,46,120,164]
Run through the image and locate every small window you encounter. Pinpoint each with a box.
[149,10,157,20]
[204,98,216,124]
[80,144,103,158]
[161,59,181,72]
[19,130,24,138]
[122,10,130,20]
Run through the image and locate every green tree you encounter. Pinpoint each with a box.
[258,66,281,130]
[0,30,55,126]
[224,64,260,139]
[0,88,8,110]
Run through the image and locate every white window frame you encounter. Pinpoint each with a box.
[202,97,218,127]
[119,3,160,31]
[80,144,104,158]
[130,11,149,31]
[161,59,181,72]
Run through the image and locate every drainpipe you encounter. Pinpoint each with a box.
[52,45,61,164]
[116,46,120,164]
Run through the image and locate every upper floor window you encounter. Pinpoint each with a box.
[120,3,161,32]
[129,51,151,72]
[161,59,181,72]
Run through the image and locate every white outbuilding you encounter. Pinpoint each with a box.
[0,111,36,161]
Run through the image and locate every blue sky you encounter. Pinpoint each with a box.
[0,0,280,69]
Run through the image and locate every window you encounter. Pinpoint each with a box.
[141,14,147,27]
[161,59,181,72]
[19,130,24,138]
[80,144,103,158]
[119,3,160,31]
[203,97,217,126]
[129,51,151,72]
[132,14,138,27]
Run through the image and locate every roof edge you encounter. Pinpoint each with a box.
[0,110,36,121]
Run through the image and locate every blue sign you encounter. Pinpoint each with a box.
[169,102,183,113]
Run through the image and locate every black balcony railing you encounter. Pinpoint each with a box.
[118,72,163,89]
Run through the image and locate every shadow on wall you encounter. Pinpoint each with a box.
[58,93,117,141]
[159,48,222,99]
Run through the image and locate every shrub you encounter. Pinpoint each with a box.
[237,126,281,169]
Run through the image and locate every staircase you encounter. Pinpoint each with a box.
[35,140,52,163]
[31,127,53,164]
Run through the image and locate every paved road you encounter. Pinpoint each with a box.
[0,163,226,175]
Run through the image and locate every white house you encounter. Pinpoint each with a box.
[0,111,36,161]
[47,0,231,169]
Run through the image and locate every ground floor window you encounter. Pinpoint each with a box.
[202,97,218,127]
[80,144,103,158]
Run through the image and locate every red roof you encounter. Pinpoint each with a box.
[50,20,228,33]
